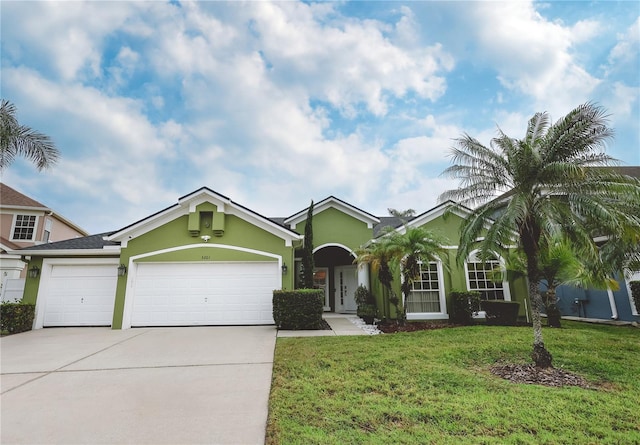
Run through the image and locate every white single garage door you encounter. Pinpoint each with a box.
[44,264,118,327]
[131,262,279,326]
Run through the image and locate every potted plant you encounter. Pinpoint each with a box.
[354,285,378,324]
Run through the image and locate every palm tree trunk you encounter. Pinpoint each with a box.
[522,224,553,368]
[545,286,562,328]
[529,278,553,368]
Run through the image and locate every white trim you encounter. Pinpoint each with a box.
[625,270,640,316]
[108,189,301,248]
[285,197,379,229]
[398,201,470,233]
[313,243,356,257]
[33,257,120,329]
[405,260,449,319]
[121,243,283,329]
[9,213,40,242]
[7,248,120,257]
[407,313,450,321]
[0,205,47,212]
[606,287,619,320]
[464,249,511,301]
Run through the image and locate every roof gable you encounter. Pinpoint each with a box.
[284,196,380,229]
[399,200,472,233]
[0,183,48,210]
[108,187,302,247]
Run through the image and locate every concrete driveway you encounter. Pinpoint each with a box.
[1,326,277,445]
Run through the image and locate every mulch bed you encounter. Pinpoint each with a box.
[376,321,461,333]
[490,363,592,389]
[279,319,333,331]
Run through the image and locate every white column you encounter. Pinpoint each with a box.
[357,263,369,289]
[607,287,619,320]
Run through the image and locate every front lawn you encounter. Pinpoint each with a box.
[267,321,640,444]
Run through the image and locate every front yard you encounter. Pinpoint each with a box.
[267,321,640,444]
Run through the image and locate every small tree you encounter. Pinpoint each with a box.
[355,235,397,320]
[300,200,315,288]
[385,227,448,324]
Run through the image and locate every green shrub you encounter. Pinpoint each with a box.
[1,302,35,334]
[273,289,324,330]
[354,285,377,322]
[631,281,640,314]
[481,300,520,326]
[449,291,480,325]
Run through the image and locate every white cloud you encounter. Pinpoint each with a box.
[1,1,144,81]
[469,2,601,114]
[237,1,454,116]
[2,0,637,233]
[607,17,640,68]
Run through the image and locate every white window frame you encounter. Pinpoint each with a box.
[10,213,39,242]
[405,260,448,320]
[464,250,511,302]
[43,217,53,243]
[625,270,640,316]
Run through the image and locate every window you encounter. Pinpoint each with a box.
[43,218,52,243]
[12,215,37,241]
[407,261,443,313]
[466,251,508,301]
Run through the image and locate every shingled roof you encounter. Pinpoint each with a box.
[0,183,48,209]
[17,232,120,252]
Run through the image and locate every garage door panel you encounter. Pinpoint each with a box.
[131,262,278,326]
[43,265,117,327]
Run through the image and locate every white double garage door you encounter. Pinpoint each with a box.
[39,261,278,327]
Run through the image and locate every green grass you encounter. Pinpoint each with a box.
[267,321,640,444]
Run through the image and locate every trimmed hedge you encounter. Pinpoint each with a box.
[1,303,35,334]
[481,300,520,326]
[273,289,324,330]
[631,281,640,314]
[449,291,481,325]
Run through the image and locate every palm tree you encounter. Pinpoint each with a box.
[497,236,588,328]
[0,99,60,171]
[440,102,640,368]
[385,226,448,324]
[355,235,397,320]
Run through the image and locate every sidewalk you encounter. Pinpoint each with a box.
[276,314,377,337]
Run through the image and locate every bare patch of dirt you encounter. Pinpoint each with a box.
[490,363,593,389]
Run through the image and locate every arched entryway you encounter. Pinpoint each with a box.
[311,244,369,313]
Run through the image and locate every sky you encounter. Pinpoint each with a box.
[1,1,639,235]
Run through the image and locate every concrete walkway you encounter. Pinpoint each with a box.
[277,314,372,337]
[1,326,276,445]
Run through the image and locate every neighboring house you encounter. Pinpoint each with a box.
[15,187,530,329]
[0,183,87,301]
[552,166,640,323]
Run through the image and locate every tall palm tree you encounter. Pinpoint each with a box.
[440,102,640,368]
[385,226,448,324]
[0,99,60,171]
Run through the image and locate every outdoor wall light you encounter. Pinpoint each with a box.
[117,264,128,276]
[28,266,40,279]
[281,263,288,274]
[201,235,211,243]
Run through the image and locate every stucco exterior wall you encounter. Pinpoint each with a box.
[111,209,295,328]
[293,207,373,252]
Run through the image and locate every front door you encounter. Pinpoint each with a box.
[335,265,358,313]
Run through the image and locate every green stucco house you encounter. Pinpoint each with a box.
[15,187,529,329]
